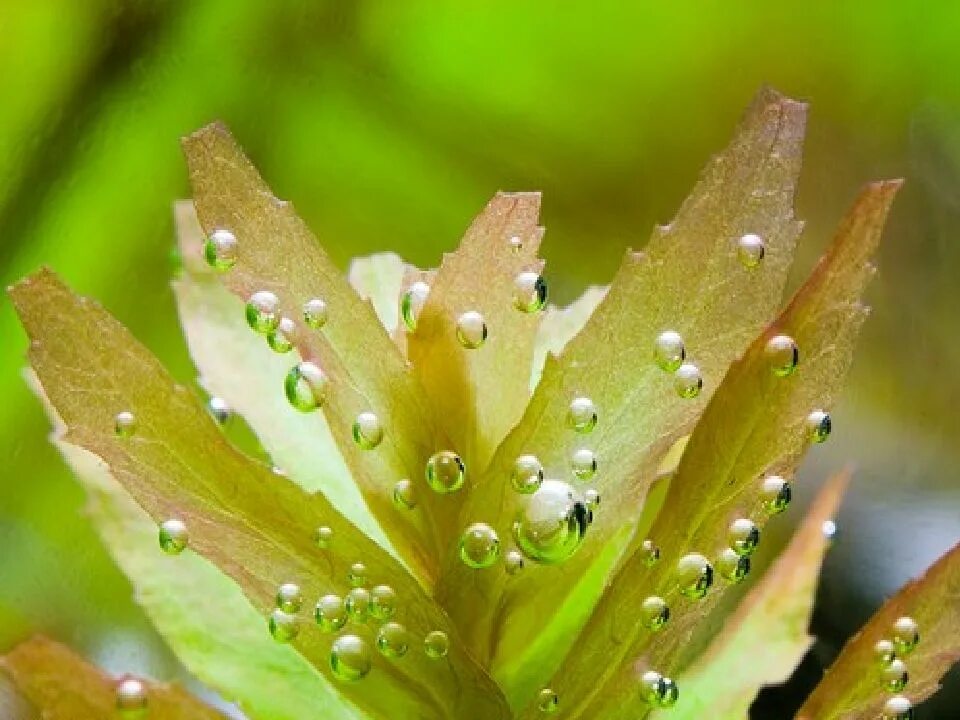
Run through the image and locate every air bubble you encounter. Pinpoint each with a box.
[315,594,347,632]
[674,362,703,398]
[727,518,760,556]
[345,587,371,621]
[459,523,501,569]
[348,562,367,587]
[511,454,544,494]
[424,630,450,658]
[400,281,430,332]
[426,451,466,494]
[641,596,670,631]
[537,688,559,714]
[761,475,792,514]
[393,479,417,509]
[314,525,334,549]
[513,480,591,564]
[718,547,750,583]
[204,229,238,271]
[268,609,299,643]
[370,585,397,621]
[881,696,913,720]
[246,291,280,335]
[654,330,686,372]
[115,677,148,715]
[303,297,329,329]
[892,616,919,655]
[570,448,597,481]
[737,233,765,269]
[158,519,188,555]
[352,411,384,450]
[330,634,372,681]
[874,639,897,665]
[641,539,661,566]
[677,553,714,599]
[208,396,231,424]
[504,549,525,575]
[267,316,297,353]
[806,409,832,443]
[276,582,303,613]
[115,411,137,438]
[584,488,600,511]
[376,621,410,658]
[456,310,488,349]
[285,361,329,412]
[641,671,679,708]
[765,334,799,377]
[883,658,909,692]
[513,271,548,313]
[567,396,598,433]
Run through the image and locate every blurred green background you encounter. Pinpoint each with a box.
[1,1,958,717]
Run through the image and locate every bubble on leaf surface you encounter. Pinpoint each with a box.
[512,271,548,313]
[641,539,661,566]
[511,454,544,494]
[207,396,231,424]
[315,594,347,632]
[570,448,597,480]
[512,479,590,564]
[369,584,397,620]
[392,479,417,509]
[718,547,751,583]
[874,639,897,665]
[268,609,299,643]
[641,595,670,631]
[761,475,792,514]
[567,396,598,433]
[425,450,465,494]
[737,232,765,268]
[284,361,329,412]
[641,671,679,707]
[266,316,297,353]
[508,235,523,253]
[674,362,703,398]
[806,409,832,443]
[303,297,329,329]
[245,290,280,335]
[821,519,838,541]
[882,695,913,719]
[400,281,430,332]
[424,630,449,658]
[158,519,188,555]
[314,525,334,548]
[456,310,488,349]
[330,634,372,682]
[348,561,367,587]
[275,582,302,613]
[537,688,559,714]
[352,411,384,450]
[883,658,909,692]
[727,517,760,556]
[765,334,799,377]
[376,621,410,658]
[504,549,525,575]
[114,410,137,438]
[892,616,919,655]
[654,330,686,372]
[584,488,600,510]
[345,587,371,621]
[115,677,148,715]
[459,522,501,569]
[204,228,238,270]
[677,552,714,599]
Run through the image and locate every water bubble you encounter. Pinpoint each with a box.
[504,549,525,575]
[315,594,347,632]
[765,334,799,377]
[761,475,792,514]
[677,553,714,599]
[207,396,231,425]
[158,519,188,555]
[881,696,913,720]
[276,582,303,613]
[348,562,368,587]
[376,621,410,658]
[268,609,299,642]
[641,596,670,631]
[400,281,430,332]
[511,454,544,494]
[567,396,598,433]
[512,480,591,564]
[115,411,137,438]
[314,525,334,549]
[641,539,661,566]
[303,297,329,329]
[456,310,488,349]
[459,523,501,569]
[204,229,238,271]
[654,330,686,372]
[267,317,297,353]
[674,362,703,398]
[584,488,600,510]
[641,671,679,708]
[727,518,760,556]
[424,630,450,658]
[426,450,466,494]
[115,677,148,715]
[345,587,371,621]
[537,688,559,714]
[570,448,597,481]
[352,411,384,450]
[874,639,897,665]
[892,616,919,655]
[806,409,832,443]
[330,634,372,681]
[718,547,750,583]
[513,271,548,313]
[737,233,765,269]
[370,585,397,621]
[883,658,909,692]
[285,361,329,412]
[393,479,417,509]
[245,291,281,335]
[821,519,838,542]
[508,235,523,253]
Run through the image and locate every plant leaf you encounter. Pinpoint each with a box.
[650,470,849,720]
[346,251,408,335]
[407,192,544,473]
[530,286,607,392]
[1,636,227,719]
[10,270,509,720]
[439,88,808,684]
[181,124,453,583]
[797,541,960,719]
[527,179,901,719]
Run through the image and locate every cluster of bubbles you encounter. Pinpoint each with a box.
[875,616,920,719]
[115,676,148,716]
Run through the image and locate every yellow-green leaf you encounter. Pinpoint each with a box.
[347,251,409,335]
[530,285,607,392]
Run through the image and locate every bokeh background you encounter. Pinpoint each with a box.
[1,2,958,717]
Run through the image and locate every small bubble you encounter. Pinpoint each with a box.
[115,677,148,715]
[737,233,765,269]
[806,409,832,443]
[641,539,661,566]
[158,519,188,555]
[393,479,417,509]
[513,480,591,564]
[115,411,137,438]
[508,235,523,253]
[674,362,703,398]
[348,562,368,587]
[303,297,329,329]
[584,488,600,511]
[570,448,597,481]
[874,639,897,665]
[315,594,347,632]
[511,454,544,494]
[345,587,371,621]
[677,553,714,599]
[456,310,488,349]
[314,525,334,549]
[276,582,303,613]
[204,229,238,271]
[504,549,525,575]
[513,271,548,313]
[718,547,751,583]
[881,696,913,720]
[567,396,598,433]
[727,518,760,557]
[285,361,329,412]
[267,317,297,353]
[641,671,679,708]
[765,334,799,377]
[268,609,299,643]
[400,281,430,332]
[207,396,231,425]
[330,634,372,681]
[883,658,909,692]
[641,596,670,631]
[537,688,559,714]
[821,519,838,542]
[426,451,466,494]
[459,523,501,569]
[654,330,686,372]
[246,290,281,335]
[424,630,450,658]
[376,621,410,658]
[352,411,384,450]
[761,475,792,514]
[370,585,397,620]
[892,616,919,655]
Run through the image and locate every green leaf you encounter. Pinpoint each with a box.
[10,270,509,720]
[650,470,849,720]
[181,124,453,584]
[530,286,607,392]
[407,192,545,473]
[439,88,808,686]
[527,179,901,719]
[1,636,227,719]
[346,252,409,335]
[797,541,960,719]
